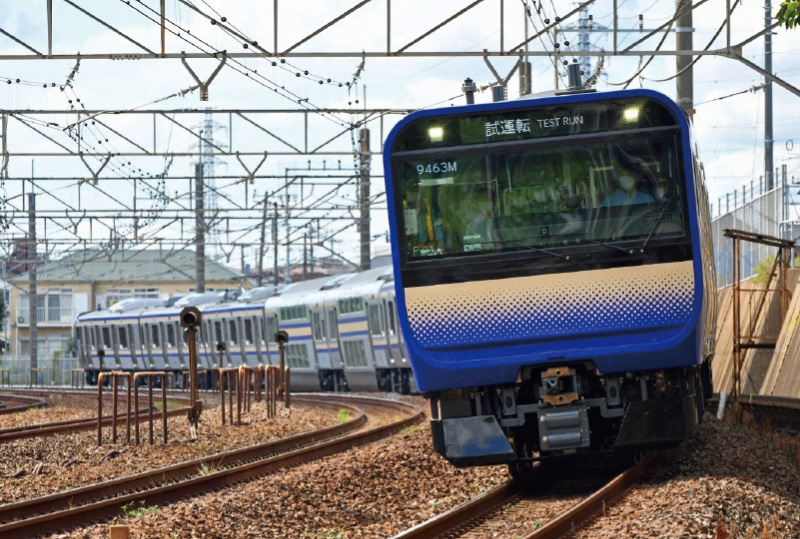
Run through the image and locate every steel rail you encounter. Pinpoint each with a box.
[0,394,422,539]
[391,453,657,539]
[0,407,190,442]
[0,395,47,416]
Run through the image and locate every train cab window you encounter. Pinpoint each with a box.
[368,304,383,337]
[229,319,238,346]
[396,134,686,261]
[151,325,160,348]
[101,327,111,349]
[92,327,100,351]
[118,326,129,349]
[244,318,254,345]
[166,323,176,348]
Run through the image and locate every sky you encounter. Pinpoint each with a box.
[1,0,800,273]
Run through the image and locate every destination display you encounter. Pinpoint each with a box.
[391,98,678,153]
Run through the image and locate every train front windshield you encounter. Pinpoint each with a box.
[390,97,689,263]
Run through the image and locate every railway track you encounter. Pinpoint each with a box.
[392,453,657,539]
[0,393,422,539]
[0,395,47,416]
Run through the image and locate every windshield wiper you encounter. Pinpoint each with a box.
[640,198,674,251]
[493,239,571,260]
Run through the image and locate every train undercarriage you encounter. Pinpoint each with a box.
[428,361,713,474]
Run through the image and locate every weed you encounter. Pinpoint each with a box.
[199,443,206,455]
[336,409,352,423]
[120,500,157,518]
[428,499,442,511]
[219,440,226,453]
[400,424,420,435]
[197,463,220,476]
[531,519,542,530]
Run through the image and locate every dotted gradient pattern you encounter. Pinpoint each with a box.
[405,261,695,348]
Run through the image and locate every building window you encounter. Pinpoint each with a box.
[105,288,132,308]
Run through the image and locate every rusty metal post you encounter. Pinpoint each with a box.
[236,368,243,424]
[148,377,154,444]
[134,376,141,445]
[162,374,167,444]
[229,370,235,425]
[112,374,119,444]
[275,330,289,399]
[266,366,274,419]
[218,367,226,425]
[180,307,203,436]
[254,366,262,403]
[284,368,291,408]
[97,372,106,446]
[125,374,132,444]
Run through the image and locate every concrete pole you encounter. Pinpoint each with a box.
[28,192,37,377]
[359,128,371,271]
[194,161,205,293]
[765,0,774,190]
[272,202,278,286]
[676,0,694,115]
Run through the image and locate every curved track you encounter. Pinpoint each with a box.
[0,394,422,539]
[0,395,47,416]
[392,453,657,539]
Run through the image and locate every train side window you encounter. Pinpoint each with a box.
[92,327,100,350]
[229,319,238,345]
[86,327,96,351]
[327,310,338,339]
[212,321,222,347]
[386,302,397,336]
[166,323,176,347]
[244,318,254,345]
[312,312,323,341]
[368,304,382,336]
[265,316,278,343]
[118,326,129,349]
[101,327,111,349]
[151,325,160,348]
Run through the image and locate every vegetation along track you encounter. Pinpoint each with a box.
[0,393,422,539]
[392,453,657,539]
[0,394,48,416]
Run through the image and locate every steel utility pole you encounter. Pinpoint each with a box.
[194,133,205,293]
[765,0,774,190]
[27,191,37,379]
[258,195,268,286]
[272,202,279,286]
[359,128,371,271]
[676,0,694,115]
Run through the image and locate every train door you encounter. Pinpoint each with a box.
[242,316,259,367]
[326,307,342,369]
[261,314,278,366]
[228,316,245,366]
[115,324,135,370]
[164,321,182,371]
[100,324,120,369]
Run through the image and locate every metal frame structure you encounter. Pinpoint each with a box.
[2,0,799,279]
[724,228,794,410]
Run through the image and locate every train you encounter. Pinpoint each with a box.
[382,86,716,474]
[75,265,415,394]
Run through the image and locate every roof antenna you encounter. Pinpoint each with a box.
[567,63,583,90]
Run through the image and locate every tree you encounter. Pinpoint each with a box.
[777,1,800,29]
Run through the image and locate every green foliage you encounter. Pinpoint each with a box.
[400,424,421,435]
[335,409,352,423]
[120,500,158,518]
[197,463,220,476]
[777,1,800,28]
[752,255,777,286]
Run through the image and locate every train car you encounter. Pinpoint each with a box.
[382,87,716,472]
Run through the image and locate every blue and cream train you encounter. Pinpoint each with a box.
[75,266,414,394]
[383,87,717,472]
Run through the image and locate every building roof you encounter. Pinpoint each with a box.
[10,249,243,284]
